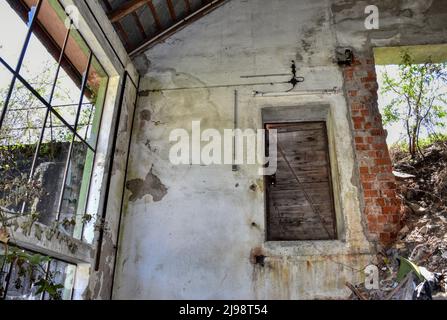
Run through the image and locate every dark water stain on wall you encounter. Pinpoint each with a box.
[126,167,168,202]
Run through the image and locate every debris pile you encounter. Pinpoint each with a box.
[348,141,447,300]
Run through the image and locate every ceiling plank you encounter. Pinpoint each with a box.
[147,1,163,30]
[166,0,177,21]
[130,0,229,57]
[102,0,130,49]
[132,12,147,39]
[108,0,149,23]
[183,0,191,13]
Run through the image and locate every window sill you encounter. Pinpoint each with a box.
[263,239,371,257]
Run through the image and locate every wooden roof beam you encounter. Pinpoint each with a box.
[130,0,229,57]
[147,0,163,30]
[108,0,149,23]
[183,0,191,13]
[166,0,177,21]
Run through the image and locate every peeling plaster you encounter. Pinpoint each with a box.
[126,167,168,202]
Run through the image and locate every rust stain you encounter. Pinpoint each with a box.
[306,260,312,271]
[250,247,266,266]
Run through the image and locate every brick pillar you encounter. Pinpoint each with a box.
[342,53,402,245]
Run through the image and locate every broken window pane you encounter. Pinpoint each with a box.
[0,0,39,68]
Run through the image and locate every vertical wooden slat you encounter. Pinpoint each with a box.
[183,0,191,13]
[107,0,149,23]
[147,0,163,30]
[132,12,147,38]
[166,0,177,21]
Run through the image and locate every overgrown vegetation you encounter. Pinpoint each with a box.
[381,51,447,158]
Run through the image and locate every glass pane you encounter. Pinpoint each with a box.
[77,102,95,141]
[20,0,69,103]
[0,0,38,68]
[0,83,47,214]
[51,24,91,111]
[59,139,93,238]
[52,103,78,128]
[32,116,71,226]
[0,82,46,146]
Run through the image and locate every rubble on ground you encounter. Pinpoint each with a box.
[348,141,447,300]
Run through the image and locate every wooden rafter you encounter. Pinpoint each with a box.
[129,0,229,57]
[166,0,177,21]
[102,0,130,49]
[108,0,149,23]
[183,0,191,13]
[132,12,147,38]
[147,0,163,30]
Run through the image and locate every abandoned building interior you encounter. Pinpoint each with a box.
[0,0,446,300]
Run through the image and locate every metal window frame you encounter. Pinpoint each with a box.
[0,0,111,300]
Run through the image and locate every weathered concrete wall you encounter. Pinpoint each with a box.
[113,0,447,299]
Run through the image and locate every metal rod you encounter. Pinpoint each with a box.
[253,88,340,97]
[8,102,92,111]
[240,73,290,78]
[232,90,238,171]
[109,74,140,298]
[28,23,72,181]
[40,259,51,300]
[0,0,43,131]
[94,71,129,271]
[55,52,93,222]
[1,259,14,300]
[1,123,92,132]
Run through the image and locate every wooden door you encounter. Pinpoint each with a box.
[265,122,337,240]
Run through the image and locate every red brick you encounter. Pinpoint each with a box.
[364,190,379,197]
[359,166,369,174]
[382,206,397,215]
[380,233,391,243]
[356,144,370,151]
[375,158,391,166]
[360,109,370,117]
[371,129,384,136]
